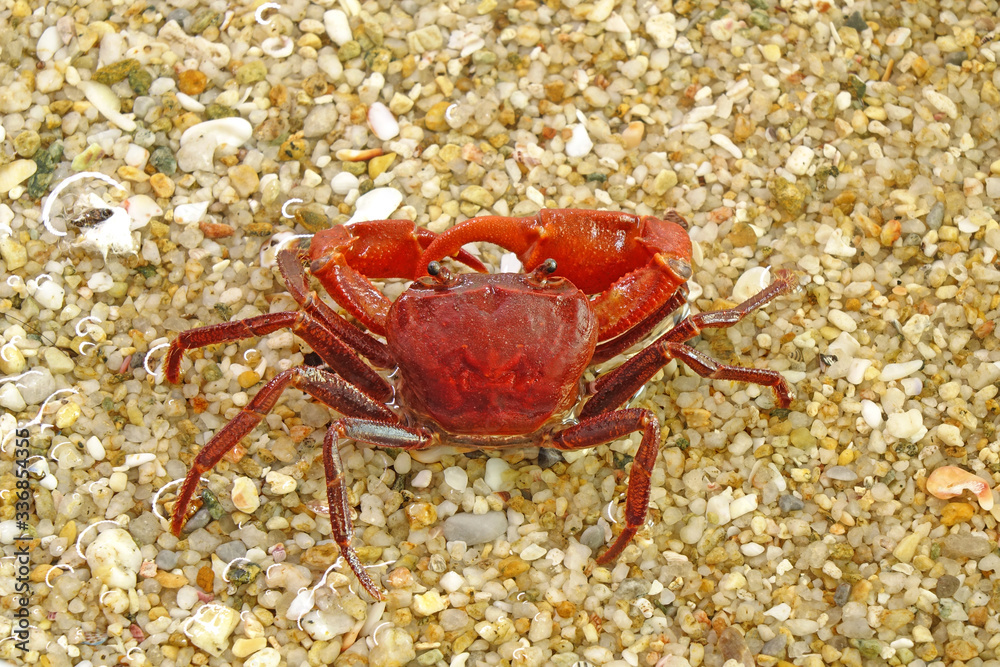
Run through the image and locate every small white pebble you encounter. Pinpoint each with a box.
[861,399,883,429]
[729,494,758,520]
[232,477,261,513]
[880,359,923,382]
[885,409,926,442]
[740,542,765,557]
[785,145,815,175]
[411,469,433,488]
[520,544,547,561]
[86,528,142,589]
[393,451,412,474]
[439,571,465,592]
[765,603,792,621]
[85,436,106,461]
[483,458,511,492]
[367,102,399,141]
[265,471,297,495]
[443,466,468,492]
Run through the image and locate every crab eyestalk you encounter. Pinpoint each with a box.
[426,261,454,285]
[527,258,558,286]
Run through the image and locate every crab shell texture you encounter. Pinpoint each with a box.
[387,271,598,435]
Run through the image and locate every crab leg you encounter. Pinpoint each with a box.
[591,285,689,364]
[323,418,433,599]
[163,311,392,401]
[418,209,694,340]
[307,220,487,335]
[278,248,392,368]
[169,366,394,538]
[581,272,797,418]
[551,408,660,563]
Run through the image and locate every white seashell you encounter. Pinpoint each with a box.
[331,172,360,195]
[176,92,206,112]
[499,253,523,273]
[262,36,294,58]
[78,207,137,260]
[732,266,771,303]
[0,160,38,194]
[114,453,157,471]
[86,528,142,589]
[125,194,162,229]
[37,26,62,62]
[926,466,994,511]
[177,118,253,173]
[77,80,136,131]
[346,187,403,224]
[367,102,399,141]
[174,201,211,225]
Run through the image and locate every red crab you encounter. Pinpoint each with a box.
[163,209,795,599]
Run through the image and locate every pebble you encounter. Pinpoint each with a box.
[368,627,415,667]
[483,457,511,491]
[884,409,926,442]
[645,13,677,49]
[184,604,241,656]
[0,385,26,411]
[244,648,281,667]
[368,102,400,141]
[231,477,261,513]
[443,466,468,492]
[412,591,448,616]
[265,471,296,494]
[177,118,252,172]
[0,159,37,194]
[442,511,507,545]
[86,528,142,589]
[880,360,922,381]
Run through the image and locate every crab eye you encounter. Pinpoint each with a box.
[668,258,692,280]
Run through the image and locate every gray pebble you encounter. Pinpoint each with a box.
[155,550,178,570]
[926,202,944,229]
[834,582,851,606]
[823,466,858,482]
[18,369,56,406]
[442,511,507,545]
[936,574,960,598]
[182,508,213,535]
[778,495,805,513]
[127,511,162,545]
[580,525,605,551]
[536,448,563,468]
[216,540,247,563]
[941,534,992,560]
[760,632,788,656]
[614,578,650,600]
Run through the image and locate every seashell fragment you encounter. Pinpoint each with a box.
[77,80,137,132]
[174,201,210,225]
[262,36,294,58]
[335,148,383,162]
[176,118,253,173]
[927,466,994,511]
[732,266,771,303]
[346,187,403,224]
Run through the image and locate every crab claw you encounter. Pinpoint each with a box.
[307,220,486,335]
[420,209,694,340]
[926,466,995,511]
